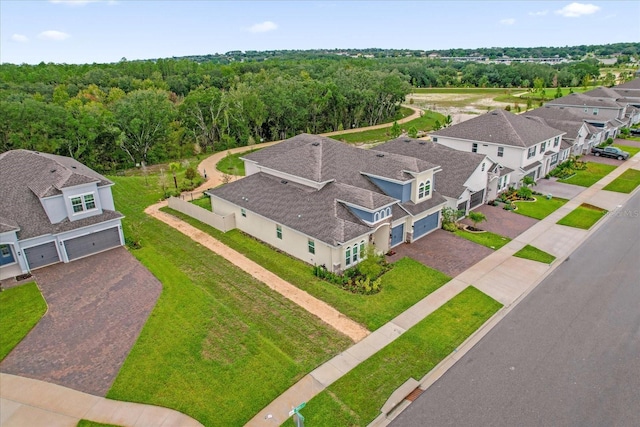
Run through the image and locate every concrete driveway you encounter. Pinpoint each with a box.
[0,247,162,396]
[387,229,494,278]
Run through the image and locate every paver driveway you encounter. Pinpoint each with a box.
[460,204,539,239]
[387,229,494,277]
[0,247,161,396]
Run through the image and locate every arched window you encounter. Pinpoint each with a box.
[424,180,431,196]
[352,243,359,262]
[385,207,391,217]
[374,211,380,222]
[346,247,351,266]
[418,182,425,198]
[360,240,365,257]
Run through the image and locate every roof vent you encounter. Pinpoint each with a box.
[376,153,385,158]
[403,138,411,142]
[50,169,56,173]
[281,180,288,184]
[72,166,77,169]
[311,142,320,146]
[491,111,498,115]
[419,141,426,145]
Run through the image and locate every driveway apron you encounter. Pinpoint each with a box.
[0,247,162,396]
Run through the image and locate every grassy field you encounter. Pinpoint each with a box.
[513,196,568,219]
[514,245,556,264]
[559,162,616,187]
[411,88,509,94]
[286,286,502,426]
[0,282,47,361]
[77,421,122,427]
[454,229,511,250]
[329,110,444,144]
[603,168,640,193]
[107,175,352,426]
[165,207,452,331]
[557,203,608,230]
[216,149,262,176]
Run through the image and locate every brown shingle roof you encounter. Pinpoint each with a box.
[546,92,622,109]
[430,109,563,148]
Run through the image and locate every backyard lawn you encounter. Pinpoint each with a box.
[0,282,47,361]
[513,245,556,264]
[513,196,568,220]
[559,162,616,187]
[166,206,452,331]
[329,110,443,144]
[603,168,640,193]
[557,203,608,230]
[613,144,640,157]
[286,287,502,426]
[454,229,511,250]
[108,175,353,427]
[216,149,261,176]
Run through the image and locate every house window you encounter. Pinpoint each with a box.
[374,211,380,222]
[359,240,365,257]
[432,137,438,142]
[497,147,504,157]
[1,245,10,257]
[551,153,559,165]
[593,108,598,115]
[481,163,485,172]
[472,143,478,153]
[241,208,246,217]
[276,224,282,239]
[419,180,431,198]
[527,146,536,159]
[540,141,546,152]
[70,193,96,213]
[345,247,351,266]
[554,137,560,147]
[308,239,315,254]
[498,175,509,190]
[353,243,359,262]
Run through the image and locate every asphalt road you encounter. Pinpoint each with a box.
[391,190,640,427]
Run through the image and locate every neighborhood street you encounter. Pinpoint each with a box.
[391,190,640,427]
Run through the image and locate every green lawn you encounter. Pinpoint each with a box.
[190,195,212,210]
[286,287,502,426]
[167,207,452,331]
[329,111,444,144]
[216,149,261,176]
[603,168,640,193]
[513,245,556,264]
[559,162,616,187]
[107,175,352,426]
[411,88,513,94]
[77,421,122,427]
[513,196,568,219]
[557,203,608,229]
[0,282,47,361]
[454,229,511,250]
[613,144,640,157]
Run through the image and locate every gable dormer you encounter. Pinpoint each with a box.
[411,170,435,204]
[61,183,103,222]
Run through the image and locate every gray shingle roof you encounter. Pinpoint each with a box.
[244,134,438,188]
[399,192,447,216]
[430,109,563,148]
[0,216,20,233]
[208,172,375,246]
[376,138,489,198]
[614,78,640,90]
[0,150,121,240]
[546,92,622,109]
[522,113,582,140]
[583,86,623,100]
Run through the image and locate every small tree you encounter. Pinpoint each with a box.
[468,211,487,231]
[185,167,196,184]
[517,186,533,200]
[169,162,180,189]
[521,175,536,188]
[390,121,401,138]
[408,126,418,138]
[443,115,453,128]
[357,245,385,280]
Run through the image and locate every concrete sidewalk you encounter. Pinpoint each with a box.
[246,154,640,427]
[0,373,203,427]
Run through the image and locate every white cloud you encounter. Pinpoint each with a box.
[246,21,278,33]
[500,18,516,25]
[528,10,548,16]
[38,30,71,41]
[555,2,600,17]
[11,34,29,43]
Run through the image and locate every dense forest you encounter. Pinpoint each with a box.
[1,43,638,172]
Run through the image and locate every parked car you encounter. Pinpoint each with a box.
[591,146,630,160]
[630,128,640,136]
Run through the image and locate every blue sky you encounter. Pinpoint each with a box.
[1,1,639,64]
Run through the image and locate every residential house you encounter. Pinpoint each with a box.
[523,106,603,156]
[0,150,124,280]
[375,138,507,215]
[429,109,565,185]
[206,134,447,272]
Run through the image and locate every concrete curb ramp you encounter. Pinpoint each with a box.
[0,373,203,427]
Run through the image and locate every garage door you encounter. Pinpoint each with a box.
[64,227,121,261]
[390,224,404,247]
[469,189,485,209]
[25,242,60,269]
[413,211,439,239]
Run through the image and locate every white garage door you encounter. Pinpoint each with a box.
[25,242,60,270]
[64,227,121,261]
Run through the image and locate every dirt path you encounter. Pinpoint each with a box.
[144,202,370,342]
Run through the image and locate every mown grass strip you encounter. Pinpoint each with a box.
[454,229,511,250]
[285,286,502,426]
[513,196,568,219]
[559,162,616,187]
[603,168,640,193]
[557,203,607,229]
[0,282,46,361]
[513,245,556,264]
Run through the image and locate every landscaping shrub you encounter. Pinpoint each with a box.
[441,206,463,232]
[549,157,586,179]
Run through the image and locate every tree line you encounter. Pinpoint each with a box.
[1,44,637,172]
